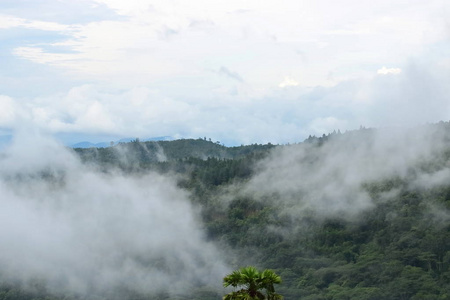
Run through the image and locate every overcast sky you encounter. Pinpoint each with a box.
[1,0,449,145]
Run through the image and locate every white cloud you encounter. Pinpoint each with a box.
[5,0,449,89]
[377,66,402,75]
[308,117,348,136]
[279,76,299,88]
[0,15,25,29]
[0,96,17,126]
[1,56,449,145]
[242,123,450,222]
[13,47,78,66]
[0,133,229,295]
[1,0,450,144]
[0,14,77,31]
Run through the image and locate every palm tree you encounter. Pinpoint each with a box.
[223,266,283,300]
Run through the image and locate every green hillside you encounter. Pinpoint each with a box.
[3,122,450,299]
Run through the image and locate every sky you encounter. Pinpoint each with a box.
[1,0,450,145]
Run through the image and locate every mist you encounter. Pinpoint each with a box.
[2,123,450,298]
[0,132,228,297]
[241,124,450,222]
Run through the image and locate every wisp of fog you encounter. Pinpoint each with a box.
[243,125,450,222]
[0,132,228,296]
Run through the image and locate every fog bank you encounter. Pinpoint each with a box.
[0,133,228,296]
[243,124,450,221]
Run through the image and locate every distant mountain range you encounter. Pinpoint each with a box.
[71,136,173,148]
[0,135,174,150]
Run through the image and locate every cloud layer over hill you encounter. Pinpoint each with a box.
[0,132,228,296]
[242,125,450,222]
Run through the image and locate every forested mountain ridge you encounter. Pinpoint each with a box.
[72,122,450,299]
[2,122,450,300]
[74,138,276,169]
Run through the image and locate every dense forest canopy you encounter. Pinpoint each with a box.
[1,122,450,299]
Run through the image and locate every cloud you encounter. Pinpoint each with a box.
[0,14,75,31]
[0,56,449,146]
[0,132,229,296]
[218,66,244,82]
[0,95,18,126]
[12,47,79,66]
[3,0,448,89]
[240,124,450,222]
[0,0,118,24]
[377,66,402,75]
[2,0,450,146]
[366,62,450,127]
[278,76,299,88]
[307,117,348,135]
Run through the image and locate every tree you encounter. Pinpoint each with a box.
[223,266,283,300]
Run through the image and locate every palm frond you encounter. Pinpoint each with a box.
[223,267,283,300]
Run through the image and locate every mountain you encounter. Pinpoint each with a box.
[3,123,450,300]
[71,141,110,148]
[73,138,275,167]
[72,123,450,299]
[71,136,173,148]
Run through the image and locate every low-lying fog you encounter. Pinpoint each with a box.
[0,132,228,296]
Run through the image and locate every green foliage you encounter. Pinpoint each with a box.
[74,139,274,171]
[223,267,282,300]
[72,132,450,299]
[7,123,450,299]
